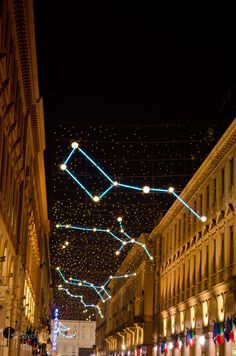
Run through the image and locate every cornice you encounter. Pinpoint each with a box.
[12,0,42,153]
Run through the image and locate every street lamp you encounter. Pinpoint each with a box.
[199,335,205,355]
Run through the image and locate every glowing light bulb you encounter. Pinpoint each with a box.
[113,181,118,186]
[69,277,72,280]
[131,238,135,243]
[143,185,150,193]
[201,216,207,222]
[58,284,62,288]
[71,142,79,149]
[122,241,127,245]
[199,335,205,346]
[93,228,97,232]
[56,267,60,270]
[101,286,104,289]
[62,245,66,249]
[150,256,154,260]
[142,244,146,247]
[120,229,124,233]
[109,276,113,279]
[56,224,60,228]
[78,282,82,286]
[117,217,122,222]
[60,163,67,170]
[134,272,137,276]
[65,241,69,245]
[168,186,174,193]
[125,274,128,278]
[65,224,70,228]
[106,229,110,232]
[115,251,120,255]
[93,195,100,202]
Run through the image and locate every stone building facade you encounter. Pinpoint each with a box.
[0,0,51,354]
[153,118,236,355]
[95,119,236,356]
[96,234,155,356]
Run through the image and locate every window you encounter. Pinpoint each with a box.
[229,226,234,265]
[206,186,209,211]
[206,245,209,277]
[221,168,225,197]
[213,239,216,273]
[221,233,224,269]
[199,194,203,215]
[230,158,234,187]
[183,214,186,240]
[213,178,217,206]
[193,255,196,285]
[193,200,197,224]
[199,250,202,281]
[178,219,181,246]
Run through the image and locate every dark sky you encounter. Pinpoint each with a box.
[33,1,236,319]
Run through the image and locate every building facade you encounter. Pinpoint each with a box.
[0,0,51,354]
[51,319,96,356]
[153,119,236,355]
[96,234,155,356]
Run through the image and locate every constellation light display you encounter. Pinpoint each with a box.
[57,321,76,338]
[56,216,153,259]
[60,142,207,222]
[56,267,136,304]
[58,287,104,318]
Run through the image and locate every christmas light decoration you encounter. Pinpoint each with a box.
[52,308,59,351]
[58,287,104,318]
[60,143,207,221]
[57,322,76,338]
[56,268,136,303]
[51,123,220,320]
[56,216,153,259]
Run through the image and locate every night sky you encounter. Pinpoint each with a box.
[34,1,236,320]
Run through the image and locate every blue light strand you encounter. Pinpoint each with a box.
[79,147,113,183]
[57,268,111,302]
[61,144,206,221]
[99,184,114,198]
[173,192,202,220]
[59,288,104,317]
[57,321,77,338]
[56,217,153,259]
[117,183,143,191]
[66,169,94,199]
[56,268,137,305]
[150,188,169,192]
[64,148,76,164]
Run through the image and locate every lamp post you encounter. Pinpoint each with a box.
[199,335,205,355]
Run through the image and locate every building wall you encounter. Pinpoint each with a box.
[153,118,236,356]
[96,234,155,356]
[51,319,96,355]
[0,0,51,354]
